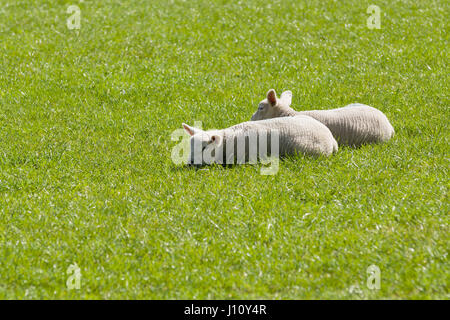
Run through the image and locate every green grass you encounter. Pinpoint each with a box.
[0,0,448,299]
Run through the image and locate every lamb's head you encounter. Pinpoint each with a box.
[251,89,293,121]
[182,123,223,165]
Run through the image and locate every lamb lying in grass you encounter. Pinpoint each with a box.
[182,115,337,166]
[251,89,395,147]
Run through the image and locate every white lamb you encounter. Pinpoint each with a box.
[251,89,395,147]
[182,115,338,166]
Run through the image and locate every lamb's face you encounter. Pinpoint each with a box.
[251,89,293,121]
[251,98,280,121]
[182,124,223,165]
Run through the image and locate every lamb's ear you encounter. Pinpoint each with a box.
[267,89,277,106]
[210,134,223,147]
[182,123,201,136]
[280,90,292,106]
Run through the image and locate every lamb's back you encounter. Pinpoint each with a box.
[297,104,394,146]
[228,116,337,156]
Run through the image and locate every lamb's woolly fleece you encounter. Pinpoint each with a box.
[251,89,395,147]
[220,116,338,157]
[183,115,337,165]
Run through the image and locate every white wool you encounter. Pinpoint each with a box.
[251,89,395,146]
[182,115,337,165]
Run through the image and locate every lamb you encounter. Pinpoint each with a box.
[182,115,338,166]
[251,89,395,147]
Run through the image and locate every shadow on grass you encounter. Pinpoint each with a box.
[169,163,245,172]
[167,143,382,173]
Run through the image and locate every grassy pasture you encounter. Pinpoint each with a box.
[0,0,448,299]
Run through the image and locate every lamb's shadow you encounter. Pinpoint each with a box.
[169,163,248,172]
[168,153,311,173]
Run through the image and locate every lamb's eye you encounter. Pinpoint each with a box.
[258,104,265,110]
